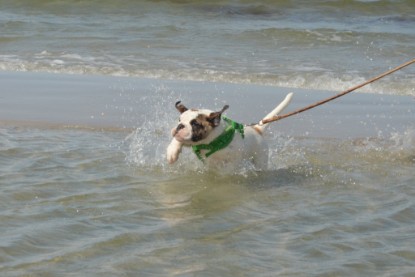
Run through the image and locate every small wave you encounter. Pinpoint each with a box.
[2,55,414,96]
[194,3,281,17]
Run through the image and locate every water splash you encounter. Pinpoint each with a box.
[124,85,179,170]
[390,128,415,152]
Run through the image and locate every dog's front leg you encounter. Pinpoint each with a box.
[166,138,183,164]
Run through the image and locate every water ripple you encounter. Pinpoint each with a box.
[1,126,415,275]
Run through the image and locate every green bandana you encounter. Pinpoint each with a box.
[192,116,244,161]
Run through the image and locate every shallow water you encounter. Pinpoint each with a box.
[1,0,415,275]
[1,124,414,276]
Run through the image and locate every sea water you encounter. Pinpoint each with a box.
[1,0,415,276]
[1,0,414,95]
[1,119,414,276]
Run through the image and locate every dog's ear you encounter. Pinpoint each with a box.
[175,101,188,114]
[208,105,229,127]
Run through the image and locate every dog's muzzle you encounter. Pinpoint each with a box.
[172,123,186,138]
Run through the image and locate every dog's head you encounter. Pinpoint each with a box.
[171,101,229,145]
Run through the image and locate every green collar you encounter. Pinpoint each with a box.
[192,116,244,161]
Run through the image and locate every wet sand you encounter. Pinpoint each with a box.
[1,71,413,138]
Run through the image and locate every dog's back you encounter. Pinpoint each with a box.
[208,93,293,170]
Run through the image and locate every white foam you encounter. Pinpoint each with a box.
[0,54,413,96]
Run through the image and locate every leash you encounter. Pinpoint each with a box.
[258,58,415,125]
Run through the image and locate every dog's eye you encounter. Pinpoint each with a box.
[190,120,201,128]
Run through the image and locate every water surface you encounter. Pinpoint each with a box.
[1,0,415,275]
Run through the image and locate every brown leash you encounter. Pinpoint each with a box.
[260,58,415,125]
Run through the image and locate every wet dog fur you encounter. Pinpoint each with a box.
[167,93,293,170]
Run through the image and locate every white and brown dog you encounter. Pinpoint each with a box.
[167,93,293,170]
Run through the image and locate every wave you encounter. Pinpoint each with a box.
[1,54,413,96]
[4,0,414,14]
[1,0,414,96]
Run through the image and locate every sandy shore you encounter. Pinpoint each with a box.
[1,71,413,138]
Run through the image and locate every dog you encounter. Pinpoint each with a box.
[166,93,293,170]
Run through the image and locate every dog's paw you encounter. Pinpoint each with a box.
[166,139,183,164]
